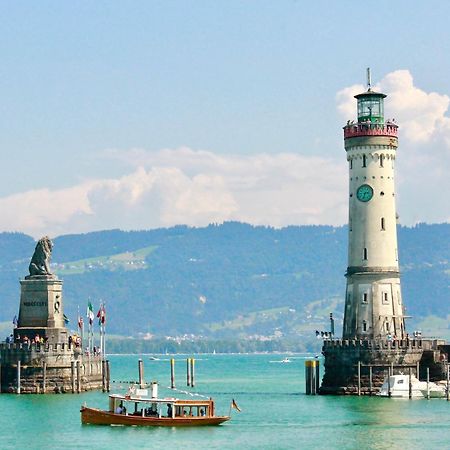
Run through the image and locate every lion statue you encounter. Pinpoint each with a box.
[28,236,54,277]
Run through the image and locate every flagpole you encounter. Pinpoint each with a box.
[103,302,106,359]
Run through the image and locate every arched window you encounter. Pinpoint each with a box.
[380,155,384,167]
[350,159,353,169]
[362,321,367,332]
[381,217,385,230]
[362,154,367,167]
[363,248,368,260]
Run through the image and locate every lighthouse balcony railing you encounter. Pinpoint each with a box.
[343,122,398,139]
[322,338,426,350]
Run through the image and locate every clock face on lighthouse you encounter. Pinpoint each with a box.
[356,184,374,202]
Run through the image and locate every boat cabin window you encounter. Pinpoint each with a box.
[175,405,209,417]
[397,379,404,384]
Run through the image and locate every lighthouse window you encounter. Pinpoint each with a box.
[350,159,353,169]
[362,321,367,332]
[381,217,385,230]
[385,322,390,332]
[362,155,367,167]
[363,248,368,260]
[382,293,389,304]
[380,155,384,167]
[362,293,368,303]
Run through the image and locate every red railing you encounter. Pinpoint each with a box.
[344,123,398,139]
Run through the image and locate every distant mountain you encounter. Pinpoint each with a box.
[0,223,448,342]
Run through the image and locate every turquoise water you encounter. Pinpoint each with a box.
[1,354,450,450]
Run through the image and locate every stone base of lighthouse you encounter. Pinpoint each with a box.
[320,338,449,395]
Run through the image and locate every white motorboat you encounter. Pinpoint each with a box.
[379,374,446,398]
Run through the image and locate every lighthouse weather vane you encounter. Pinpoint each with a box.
[367,67,371,91]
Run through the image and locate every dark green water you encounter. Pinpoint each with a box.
[1,354,450,450]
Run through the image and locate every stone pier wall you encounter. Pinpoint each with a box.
[320,338,433,395]
[0,342,104,394]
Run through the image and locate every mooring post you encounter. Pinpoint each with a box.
[190,358,195,388]
[138,359,144,388]
[106,360,110,392]
[357,361,361,396]
[42,361,47,394]
[447,363,449,402]
[305,361,311,395]
[170,358,175,389]
[426,367,430,400]
[17,360,21,394]
[76,360,81,393]
[369,365,373,396]
[387,367,391,398]
[71,360,75,393]
[186,358,191,387]
[311,360,316,394]
[102,360,106,392]
[408,367,412,399]
[315,360,320,394]
[305,360,317,395]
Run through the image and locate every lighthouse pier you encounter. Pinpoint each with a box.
[320,70,448,395]
[320,338,450,395]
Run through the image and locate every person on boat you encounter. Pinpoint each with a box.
[167,404,172,417]
[115,402,123,414]
[200,408,206,416]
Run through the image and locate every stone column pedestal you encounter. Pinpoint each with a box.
[15,276,67,344]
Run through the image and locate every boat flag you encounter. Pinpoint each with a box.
[87,301,94,325]
[78,315,83,330]
[63,314,70,325]
[230,399,241,412]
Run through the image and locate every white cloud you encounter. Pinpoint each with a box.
[0,148,347,238]
[0,70,448,238]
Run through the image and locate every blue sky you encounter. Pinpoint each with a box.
[0,1,449,237]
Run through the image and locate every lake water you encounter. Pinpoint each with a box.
[1,354,450,450]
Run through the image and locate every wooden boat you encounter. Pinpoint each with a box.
[81,386,230,426]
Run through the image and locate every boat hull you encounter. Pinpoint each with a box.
[81,406,230,427]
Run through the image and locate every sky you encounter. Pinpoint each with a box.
[0,0,449,238]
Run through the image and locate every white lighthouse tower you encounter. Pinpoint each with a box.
[342,69,405,341]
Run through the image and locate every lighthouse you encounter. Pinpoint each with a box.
[342,69,405,340]
[318,70,446,395]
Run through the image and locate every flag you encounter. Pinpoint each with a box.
[12,315,18,327]
[63,314,70,325]
[87,302,94,325]
[78,315,83,330]
[231,399,241,412]
[97,303,106,325]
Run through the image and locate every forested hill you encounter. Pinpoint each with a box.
[0,223,448,342]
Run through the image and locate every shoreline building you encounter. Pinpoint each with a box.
[0,237,108,394]
[320,71,449,394]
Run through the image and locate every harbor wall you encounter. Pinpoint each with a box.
[0,342,104,394]
[320,338,447,395]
